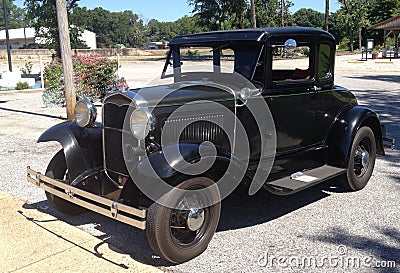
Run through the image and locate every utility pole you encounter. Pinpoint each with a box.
[281,0,285,27]
[55,0,76,120]
[250,0,256,28]
[324,0,330,31]
[3,0,12,72]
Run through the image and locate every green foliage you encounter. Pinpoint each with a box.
[0,0,28,29]
[42,58,65,106]
[293,8,324,28]
[24,0,86,54]
[42,56,117,106]
[186,50,200,58]
[187,0,294,30]
[337,0,371,51]
[21,61,33,75]
[16,81,29,90]
[299,47,310,57]
[338,37,351,51]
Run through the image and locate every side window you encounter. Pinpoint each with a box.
[318,44,332,79]
[272,45,313,84]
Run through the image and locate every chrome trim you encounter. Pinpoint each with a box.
[27,167,146,229]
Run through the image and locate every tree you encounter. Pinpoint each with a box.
[293,8,324,28]
[254,0,279,28]
[338,0,371,51]
[187,0,230,30]
[250,0,256,27]
[24,0,85,54]
[0,0,28,29]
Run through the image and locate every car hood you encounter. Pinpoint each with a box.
[109,79,255,108]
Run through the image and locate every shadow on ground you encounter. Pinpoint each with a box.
[21,178,345,267]
[312,227,400,273]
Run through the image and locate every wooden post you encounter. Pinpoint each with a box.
[324,0,330,31]
[250,0,256,28]
[55,0,76,121]
[39,55,44,90]
[281,0,285,27]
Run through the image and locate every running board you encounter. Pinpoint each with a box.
[264,165,346,195]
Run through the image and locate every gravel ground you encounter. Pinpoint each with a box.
[0,55,399,272]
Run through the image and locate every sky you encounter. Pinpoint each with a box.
[14,0,340,22]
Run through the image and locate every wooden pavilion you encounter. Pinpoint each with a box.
[368,15,400,47]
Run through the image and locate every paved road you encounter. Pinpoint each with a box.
[0,60,399,272]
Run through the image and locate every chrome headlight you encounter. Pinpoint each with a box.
[74,99,97,128]
[130,109,154,140]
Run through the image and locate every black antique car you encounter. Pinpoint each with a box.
[27,27,394,264]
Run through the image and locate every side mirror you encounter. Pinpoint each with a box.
[284,39,297,51]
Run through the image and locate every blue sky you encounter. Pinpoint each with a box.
[15,0,340,22]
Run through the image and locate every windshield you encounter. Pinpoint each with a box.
[163,41,264,83]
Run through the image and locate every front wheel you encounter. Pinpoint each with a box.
[45,150,86,216]
[146,177,221,264]
[343,127,376,191]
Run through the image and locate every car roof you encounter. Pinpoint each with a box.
[169,27,336,46]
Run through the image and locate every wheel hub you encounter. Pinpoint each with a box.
[361,150,370,168]
[187,208,205,231]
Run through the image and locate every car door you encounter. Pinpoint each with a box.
[264,39,337,155]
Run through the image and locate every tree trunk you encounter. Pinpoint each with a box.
[55,0,76,121]
[281,0,285,27]
[350,28,354,52]
[324,0,329,31]
[250,0,256,28]
[358,28,362,50]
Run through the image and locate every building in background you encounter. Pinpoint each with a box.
[0,27,97,49]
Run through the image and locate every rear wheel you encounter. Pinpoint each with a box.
[343,127,376,191]
[146,177,221,264]
[45,150,86,216]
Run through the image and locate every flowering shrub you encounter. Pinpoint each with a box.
[42,55,117,106]
[42,58,65,106]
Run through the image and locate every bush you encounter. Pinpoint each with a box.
[16,81,29,90]
[42,55,117,107]
[21,61,33,75]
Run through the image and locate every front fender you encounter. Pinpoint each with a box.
[132,143,248,200]
[38,121,103,181]
[326,106,384,168]
[136,143,247,181]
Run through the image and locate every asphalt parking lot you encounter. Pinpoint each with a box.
[0,55,399,272]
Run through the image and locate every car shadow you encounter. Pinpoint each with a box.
[0,106,67,120]
[21,178,340,267]
[311,226,400,273]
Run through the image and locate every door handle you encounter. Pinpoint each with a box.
[308,86,322,92]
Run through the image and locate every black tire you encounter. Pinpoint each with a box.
[146,177,221,264]
[343,127,376,191]
[45,150,86,216]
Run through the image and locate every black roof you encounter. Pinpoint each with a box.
[169,27,336,46]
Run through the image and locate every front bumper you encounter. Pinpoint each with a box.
[381,124,395,150]
[26,167,146,230]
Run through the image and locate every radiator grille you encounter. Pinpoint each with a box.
[103,96,136,175]
[162,114,226,147]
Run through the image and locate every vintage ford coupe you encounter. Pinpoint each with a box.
[27,27,394,264]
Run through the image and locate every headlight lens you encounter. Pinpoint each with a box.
[74,99,97,128]
[130,109,154,140]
